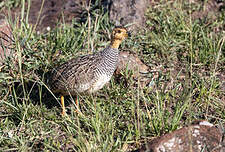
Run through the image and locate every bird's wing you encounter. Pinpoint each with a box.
[50,52,102,93]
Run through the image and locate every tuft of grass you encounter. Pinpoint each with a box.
[0,0,25,11]
[0,0,224,151]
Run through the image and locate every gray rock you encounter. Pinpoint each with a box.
[134,120,225,152]
[109,0,149,30]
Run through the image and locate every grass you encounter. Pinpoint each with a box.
[0,0,225,151]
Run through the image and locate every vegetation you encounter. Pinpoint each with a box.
[0,0,224,151]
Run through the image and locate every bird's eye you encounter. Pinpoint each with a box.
[117,30,121,33]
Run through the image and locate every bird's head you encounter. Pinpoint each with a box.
[110,27,131,49]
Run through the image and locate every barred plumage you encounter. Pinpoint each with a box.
[51,46,119,94]
[49,27,130,115]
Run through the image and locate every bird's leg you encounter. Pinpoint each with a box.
[76,96,79,107]
[75,96,80,111]
[61,96,66,116]
[74,96,83,115]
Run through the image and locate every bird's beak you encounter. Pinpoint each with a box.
[128,31,131,37]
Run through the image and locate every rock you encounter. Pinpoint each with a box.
[134,120,225,152]
[0,19,13,65]
[116,51,149,75]
[115,51,150,87]
[109,0,150,30]
[2,0,150,32]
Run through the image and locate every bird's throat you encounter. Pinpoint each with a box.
[110,39,122,49]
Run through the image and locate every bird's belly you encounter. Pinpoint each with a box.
[76,83,92,93]
[88,74,111,93]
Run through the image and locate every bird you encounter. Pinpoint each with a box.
[49,27,130,116]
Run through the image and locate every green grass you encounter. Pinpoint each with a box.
[0,0,225,151]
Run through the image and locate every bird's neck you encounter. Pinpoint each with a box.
[110,38,122,49]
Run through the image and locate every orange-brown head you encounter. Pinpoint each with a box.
[110,27,131,49]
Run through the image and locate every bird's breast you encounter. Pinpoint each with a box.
[88,74,111,93]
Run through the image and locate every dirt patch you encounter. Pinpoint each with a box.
[0,19,13,65]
